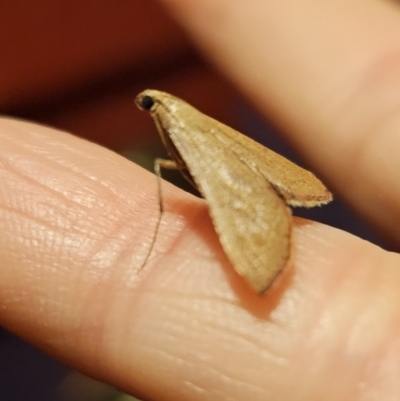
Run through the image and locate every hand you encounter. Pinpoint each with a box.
[1,1,400,400]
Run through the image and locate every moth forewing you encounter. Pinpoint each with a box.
[136,89,332,294]
[195,114,332,208]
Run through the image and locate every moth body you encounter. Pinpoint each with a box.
[136,89,332,294]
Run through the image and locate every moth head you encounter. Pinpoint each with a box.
[136,90,162,113]
[138,95,155,110]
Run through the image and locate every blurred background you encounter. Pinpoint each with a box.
[0,1,386,400]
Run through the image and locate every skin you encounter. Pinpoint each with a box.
[1,0,400,400]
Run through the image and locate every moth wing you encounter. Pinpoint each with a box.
[167,115,292,293]
[209,120,332,207]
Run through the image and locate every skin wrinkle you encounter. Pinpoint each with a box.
[155,294,290,372]
[296,227,339,251]
[67,271,113,343]
[182,380,208,397]
[131,339,192,386]
[203,369,267,397]
[0,162,79,213]
[171,348,269,399]
[307,257,398,398]
[1,119,116,170]
[1,136,97,184]
[0,122,142,215]
[1,160,136,255]
[160,298,282,359]
[0,202,63,234]
[138,282,288,394]
[292,247,376,341]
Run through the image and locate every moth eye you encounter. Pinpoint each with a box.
[141,95,155,110]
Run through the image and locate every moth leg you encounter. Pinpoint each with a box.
[154,158,182,212]
[138,158,181,274]
[155,158,180,170]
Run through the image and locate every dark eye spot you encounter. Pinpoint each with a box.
[141,95,155,110]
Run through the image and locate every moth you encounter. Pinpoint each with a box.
[136,89,332,294]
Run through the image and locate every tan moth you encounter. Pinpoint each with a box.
[136,89,332,294]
